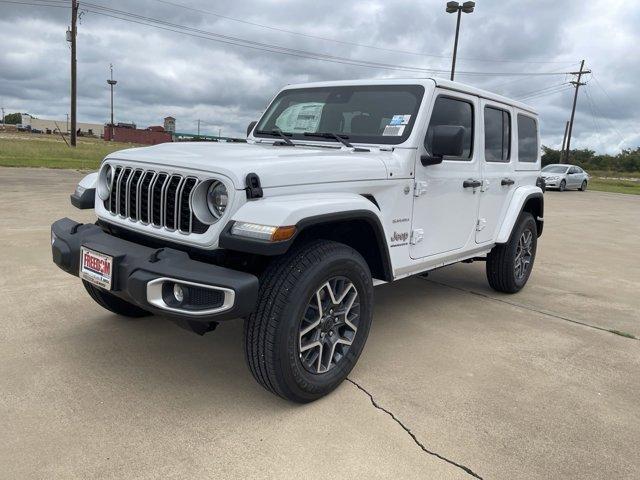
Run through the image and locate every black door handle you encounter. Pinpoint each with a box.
[463,179,482,188]
[501,178,515,186]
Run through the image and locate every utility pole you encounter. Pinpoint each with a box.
[197,119,200,137]
[218,128,221,138]
[69,0,78,146]
[563,59,590,163]
[560,121,569,163]
[107,64,117,140]
[1,107,5,128]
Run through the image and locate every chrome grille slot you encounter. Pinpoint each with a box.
[104,166,208,234]
[152,173,168,226]
[128,169,143,221]
[117,167,132,216]
[138,171,155,223]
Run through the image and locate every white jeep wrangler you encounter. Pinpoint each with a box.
[52,78,543,402]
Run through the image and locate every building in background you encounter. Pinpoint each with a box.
[164,116,175,134]
[19,113,104,136]
[104,118,172,145]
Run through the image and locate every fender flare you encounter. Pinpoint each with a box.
[219,193,393,280]
[70,171,98,209]
[495,187,544,243]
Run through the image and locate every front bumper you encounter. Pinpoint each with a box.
[51,217,259,322]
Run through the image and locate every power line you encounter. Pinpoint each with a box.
[515,82,568,99]
[80,2,575,78]
[0,0,68,8]
[149,0,575,66]
[518,84,573,102]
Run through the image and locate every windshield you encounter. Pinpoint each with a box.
[542,165,569,173]
[255,85,425,145]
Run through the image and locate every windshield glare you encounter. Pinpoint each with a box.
[542,165,569,173]
[255,85,425,145]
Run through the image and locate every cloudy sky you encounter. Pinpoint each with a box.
[1,0,638,153]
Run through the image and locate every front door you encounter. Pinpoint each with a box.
[410,92,481,259]
[476,101,516,244]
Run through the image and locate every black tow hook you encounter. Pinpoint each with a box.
[148,248,165,263]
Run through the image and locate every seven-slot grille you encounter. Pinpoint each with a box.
[104,166,209,234]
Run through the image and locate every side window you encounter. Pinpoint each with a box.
[517,114,538,163]
[568,167,578,174]
[484,106,510,162]
[575,166,583,173]
[425,96,473,160]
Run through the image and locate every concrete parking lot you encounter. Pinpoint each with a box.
[1,167,639,479]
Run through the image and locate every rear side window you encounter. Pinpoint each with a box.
[517,114,538,163]
[425,96,473,160]
[484,107,510,162]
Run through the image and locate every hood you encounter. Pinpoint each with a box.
[105,142,393,189]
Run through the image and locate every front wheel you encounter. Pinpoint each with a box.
[579,180,588,191]
[559,180,566,191]
[83,280,151,317]
[486,213,538,293]
[244,240,373,403]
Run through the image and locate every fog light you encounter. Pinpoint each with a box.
[173,283,185,303]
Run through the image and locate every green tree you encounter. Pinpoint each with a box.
[3,112,21,124]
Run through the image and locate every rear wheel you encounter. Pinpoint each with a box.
[579,180,588,191]
[82,280,151,317]
[486,213,537,293]
[559,180,566,192]
[244,240,373,403]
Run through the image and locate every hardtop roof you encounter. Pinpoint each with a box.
[282,77,538,115]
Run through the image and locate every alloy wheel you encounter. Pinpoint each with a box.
[298,276,360,374]
[514,229,533,281]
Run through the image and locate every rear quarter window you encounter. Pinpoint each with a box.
[517,114,538,163]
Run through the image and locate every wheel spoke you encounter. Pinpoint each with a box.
[298,276,360,374]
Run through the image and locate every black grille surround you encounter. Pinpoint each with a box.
[103,166,209,235]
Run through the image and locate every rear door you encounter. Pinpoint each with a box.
[476,101,515,244]
[410,91,481,259]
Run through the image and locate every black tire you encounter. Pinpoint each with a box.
[244,240,373,403]
[82,280,151,317]
[559,179,566,192]
[579,180,587,191]
[486,213,537,294]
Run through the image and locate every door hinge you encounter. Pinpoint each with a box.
[413,181,428,197]
[410,229,424,244]
[476,218,487,231]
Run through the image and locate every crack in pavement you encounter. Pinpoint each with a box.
[346,378,484,479]
[422,278,639,342]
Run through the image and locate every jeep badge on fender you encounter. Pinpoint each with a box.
[51,77,543,403]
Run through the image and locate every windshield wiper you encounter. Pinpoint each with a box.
[303,132,369,151]
[256,129,294,146]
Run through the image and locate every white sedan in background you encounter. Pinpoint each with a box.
[541,164,590,191]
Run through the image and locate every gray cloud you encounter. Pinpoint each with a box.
[1,0,638,152]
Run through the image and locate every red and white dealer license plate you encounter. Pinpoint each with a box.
[80,247,113,290]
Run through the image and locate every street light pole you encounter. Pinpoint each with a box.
[446,1,475,81]
[107,64,117,140]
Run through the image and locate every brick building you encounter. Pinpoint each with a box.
[104,124,172,145]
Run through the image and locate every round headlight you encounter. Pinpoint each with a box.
[97,164,114,201]
[206,181,228,218]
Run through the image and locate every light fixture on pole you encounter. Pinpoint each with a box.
[446,1,475,81]
[107,64,117,140]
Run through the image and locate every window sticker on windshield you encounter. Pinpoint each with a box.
[383,124,406,136]
[389,114,411,126]
[275,102,324,133]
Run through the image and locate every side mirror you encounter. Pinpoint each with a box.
[247,120,257,137]
[421,125,465,166]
